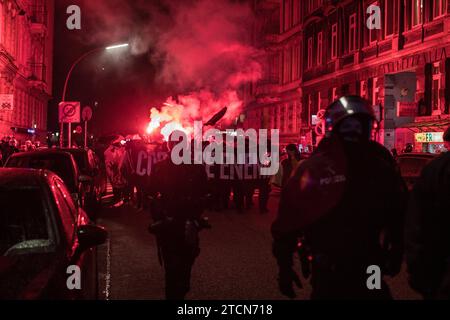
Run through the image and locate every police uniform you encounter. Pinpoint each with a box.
[272,96,407,299]
[147,156,208,300]
[406,150,450,299]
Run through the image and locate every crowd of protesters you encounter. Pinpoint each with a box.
[0,136,44,166]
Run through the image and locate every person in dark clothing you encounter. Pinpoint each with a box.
[2,137,19,162]
[391,148,398,162]
[258,176,271,214]
[280,144,301,188]
[1,136,11,161]
[404,143,413,153]
[272,96,407,300]
[405,125,450,299]
[147,131,209,300]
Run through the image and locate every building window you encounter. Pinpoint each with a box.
[293,0,300,25]
[284,0,292,31]
[292,46,297,80]
[308,94,313,125]
[371,77,379,106]
[317,32,323,65]
[412,0,423,27]
[349,14,356,52]
[360,80,367,98]
[284,47,292,83]
[307,37,313,69]
[307,0,323,14]
[0,3,3,43]
[308,0,313,14]
[385,0,395,37]
[432,62,441,111]
[433,0,447,18]
[331,23,338,59]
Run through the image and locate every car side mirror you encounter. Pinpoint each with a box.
[77,225,108,251]
[79,175,93,183]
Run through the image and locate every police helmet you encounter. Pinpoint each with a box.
[324,95,376,137]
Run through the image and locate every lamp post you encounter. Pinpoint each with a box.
[60,43,129,148]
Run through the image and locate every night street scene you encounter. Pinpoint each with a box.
[1,0,450,311]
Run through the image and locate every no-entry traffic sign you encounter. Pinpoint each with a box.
[59,102,81,123]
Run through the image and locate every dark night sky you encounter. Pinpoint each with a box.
[50,0,256,137]
[50,0,173,136]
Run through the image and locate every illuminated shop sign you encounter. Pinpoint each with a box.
[415,132,444,143]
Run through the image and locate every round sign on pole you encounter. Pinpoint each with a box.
[75,125,83,134]
[82,106,93,121]
[59,102,81,123]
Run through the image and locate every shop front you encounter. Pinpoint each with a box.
[397,117,450,153]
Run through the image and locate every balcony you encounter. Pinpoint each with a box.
[402,26,423,48]
[29,6,47,34]
[361,44,378,61]
[303,62,335,82]
[340,53,355,67]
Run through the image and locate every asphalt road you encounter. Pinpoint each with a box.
[96,192,421,300]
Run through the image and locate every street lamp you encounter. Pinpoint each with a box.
[60,43,129,148]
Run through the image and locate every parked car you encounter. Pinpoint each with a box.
[0,168,107,299]
[397,152,438,190]
[60,148,107,211]
[4,150,86,211]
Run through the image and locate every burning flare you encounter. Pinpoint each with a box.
[146,90,242,141]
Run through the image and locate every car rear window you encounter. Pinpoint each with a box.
[0,188,50,256]
[6,156,76,192]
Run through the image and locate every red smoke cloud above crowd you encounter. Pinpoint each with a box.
[81,0,261,138]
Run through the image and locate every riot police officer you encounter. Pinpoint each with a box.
[272,96,407,299]
[405,125,450,299]
[147,131,209,300]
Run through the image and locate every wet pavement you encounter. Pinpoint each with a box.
[96,192,421,300]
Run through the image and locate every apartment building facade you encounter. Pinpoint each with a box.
[247,0,450,153]
[0,0,54,142]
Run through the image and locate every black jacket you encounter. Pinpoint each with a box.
[147,158,208,221]
[406,151,450,299]
[272,136,407,274]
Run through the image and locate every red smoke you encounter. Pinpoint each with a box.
[82,0,261,137]
[146,90,243,140]
[156,0,262,90]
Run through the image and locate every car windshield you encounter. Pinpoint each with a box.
[6,156,76,192]
[0,188,51,256]
[398,157,431,177]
